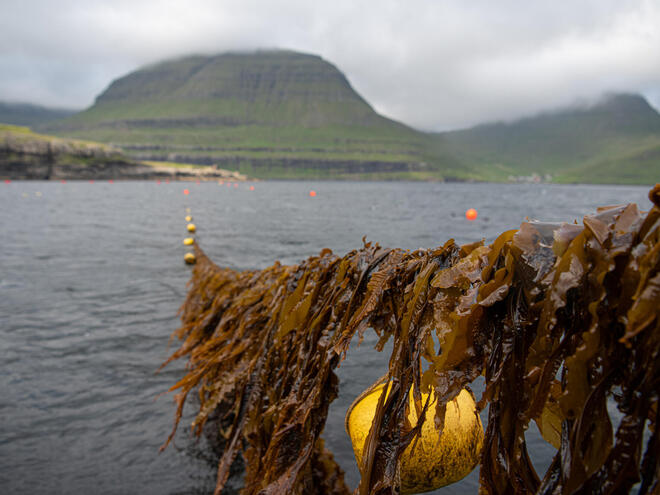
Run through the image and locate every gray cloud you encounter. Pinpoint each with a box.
[1,0,659,130]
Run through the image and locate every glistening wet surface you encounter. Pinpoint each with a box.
[0,180,652,493]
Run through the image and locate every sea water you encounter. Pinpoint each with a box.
[0,180,652,494]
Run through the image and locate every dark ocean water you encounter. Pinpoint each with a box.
[0,180,653,494]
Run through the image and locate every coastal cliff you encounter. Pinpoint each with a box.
[0,124,247,180]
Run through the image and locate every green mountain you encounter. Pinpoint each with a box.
[44,49,659,184]
[0,101,76,127]
[45,50,464,180]
[436,93,660,184]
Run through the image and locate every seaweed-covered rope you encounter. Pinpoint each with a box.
[163,184,660,495]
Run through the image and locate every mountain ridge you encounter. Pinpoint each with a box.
[437,92,660,183]
[39,50,660,183]
[44,50,461,180]
[0,101,77,127]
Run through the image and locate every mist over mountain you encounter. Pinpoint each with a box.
[0,102,76,127]
[437,93,660,184]
[45,51,458,180]
[38,50,660,183]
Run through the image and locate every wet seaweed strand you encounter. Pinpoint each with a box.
[163,184,660,495]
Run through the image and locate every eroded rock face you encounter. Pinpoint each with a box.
[0,129,248,180]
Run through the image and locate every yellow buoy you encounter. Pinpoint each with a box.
[183,237,194,246]
[184,253,196,265]
[185,215,192,222]
[186,223,196,233]
[346,383,483,494]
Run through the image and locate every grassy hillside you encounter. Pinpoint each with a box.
[437,93,660,184]
[44,49,659,183]
[1,123,120,155]
[0,102,76,127]
[46,51,467,180]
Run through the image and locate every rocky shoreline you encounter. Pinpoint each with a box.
[0,125,247,181]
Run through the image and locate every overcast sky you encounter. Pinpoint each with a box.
[1,0,659,131]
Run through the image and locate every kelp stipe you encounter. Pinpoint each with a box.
[163,184,660,495]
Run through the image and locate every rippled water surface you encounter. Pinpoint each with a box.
[0,180,652,494]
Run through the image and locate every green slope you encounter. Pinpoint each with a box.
[46,50,467,180]
[0,102,76,127]
[43,49,659,184]
[437,93,660,184]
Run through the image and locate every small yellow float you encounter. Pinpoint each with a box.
[185,215,192,222]
[183,237,195,246]
[186,223,196,233]
[184,252,196,265]
[346,382,484,494]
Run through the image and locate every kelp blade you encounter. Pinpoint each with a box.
[164,184,660,495]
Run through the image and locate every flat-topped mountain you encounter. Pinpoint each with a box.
[43,49,659,183]
[89,50,384,127]
[46,51,455,180]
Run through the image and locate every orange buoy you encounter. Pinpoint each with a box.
[249,185,255,191]
[465,208,478,221]
[233,183,238,188]
[89,180,94,184]
[60,180,66,184]
[183,188,190,195]
[4,179,10,184]
[108,179,114,184]
[309,190,317,197]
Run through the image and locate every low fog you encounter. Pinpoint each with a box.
[1,0,659,131]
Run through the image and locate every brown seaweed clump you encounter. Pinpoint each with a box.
[162,184,660,494]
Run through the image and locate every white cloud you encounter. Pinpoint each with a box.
[1,0,659,130]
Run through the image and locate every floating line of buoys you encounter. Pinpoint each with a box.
[183,195,197,264]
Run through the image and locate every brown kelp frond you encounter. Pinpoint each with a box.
[164,184,660,494]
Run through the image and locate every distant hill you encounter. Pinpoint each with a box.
[43,49,659,183]
[45,50,465,180]
[0,102,76,127]
[436,93,660,184]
